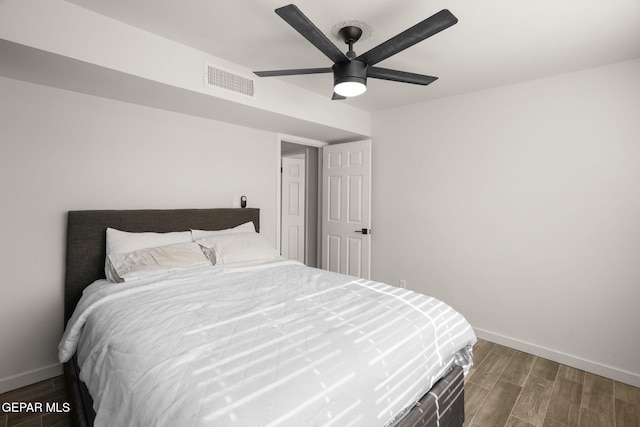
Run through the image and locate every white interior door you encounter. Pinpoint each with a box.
[321,140,371,279]
[281,156,306,263]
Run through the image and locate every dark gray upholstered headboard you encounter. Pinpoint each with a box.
[64,208,260,325]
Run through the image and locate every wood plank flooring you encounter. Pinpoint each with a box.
[465,339,640,427]
[2,339,638,426]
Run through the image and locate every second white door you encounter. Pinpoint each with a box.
[281,156,306,263]
[321,140,372,279]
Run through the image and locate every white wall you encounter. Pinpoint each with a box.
[371,58,640,386]
[0,76,277,392]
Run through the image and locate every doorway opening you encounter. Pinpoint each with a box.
[278,136,326,268]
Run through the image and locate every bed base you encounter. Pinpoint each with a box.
[64,355,93,427]
[63,208,465,427]
[65,356,464,427]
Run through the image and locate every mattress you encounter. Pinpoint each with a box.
[59,260,476,426]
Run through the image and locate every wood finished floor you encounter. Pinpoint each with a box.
[1,339,638,427]
[465,339,640,427]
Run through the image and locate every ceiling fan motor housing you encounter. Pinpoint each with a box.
[333,60,367,87]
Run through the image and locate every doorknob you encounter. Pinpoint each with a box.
[355,228,372,235]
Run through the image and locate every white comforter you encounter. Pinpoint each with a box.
[59,261,476,427]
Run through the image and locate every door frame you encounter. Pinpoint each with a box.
[275,133,328,261]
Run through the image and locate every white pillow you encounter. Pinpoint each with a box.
[195,232,282,266]
[191,221,256,240]
[108,242,211,282]
[105,228,193,282]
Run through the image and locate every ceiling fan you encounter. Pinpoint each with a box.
[254,4,458,99]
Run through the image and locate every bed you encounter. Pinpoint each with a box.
[60,208,476,427]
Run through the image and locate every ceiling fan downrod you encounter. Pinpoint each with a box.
[338,25,363,59]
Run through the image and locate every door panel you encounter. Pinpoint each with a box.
[347,237,362,278]
[328,176,342,221]
[348,175,363,222]
[321,140,371,279]
[328,234,341,272]
[286,226,299,259]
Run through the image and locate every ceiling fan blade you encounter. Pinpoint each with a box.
[356,9,458,66]
[332,92,347,100]
[275,4,347,63]
[368,67,438,85]
[254,67,333,77]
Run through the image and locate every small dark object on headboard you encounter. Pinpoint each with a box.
[64,208,260,326]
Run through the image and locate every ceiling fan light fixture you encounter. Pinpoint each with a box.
[333,60,367,97]
[334,79,367,97]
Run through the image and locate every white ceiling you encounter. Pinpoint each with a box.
[67,0,640,112]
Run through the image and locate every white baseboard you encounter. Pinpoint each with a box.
[0,363,63,394]
[474,328,640,388]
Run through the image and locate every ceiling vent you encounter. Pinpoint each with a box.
[204,63,255,99]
